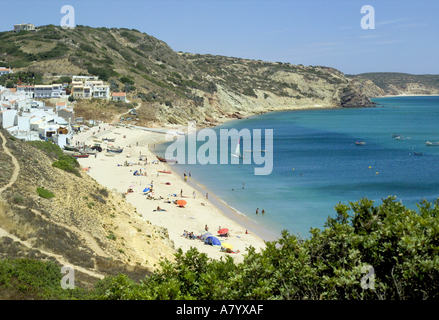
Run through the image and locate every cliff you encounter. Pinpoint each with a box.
[0,25,378,128]
[346,72,439,97]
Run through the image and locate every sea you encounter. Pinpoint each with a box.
[153,96,439,240]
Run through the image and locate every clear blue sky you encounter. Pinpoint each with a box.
[1,0,438,74]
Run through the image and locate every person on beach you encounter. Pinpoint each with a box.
[206,193,208,199]
[205,225,209,232]
[193,191,196,199]
[180,189,183,196]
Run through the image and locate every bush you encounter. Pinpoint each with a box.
[52,160,81,177]
[11,194,24,205]
[36,188,55,199]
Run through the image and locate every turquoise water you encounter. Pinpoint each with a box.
[154,96,439,239]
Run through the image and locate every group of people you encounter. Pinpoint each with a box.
[255,208,265,214]
[182,230,197,240]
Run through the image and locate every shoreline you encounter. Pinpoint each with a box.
[373,94,439,98]
[159,160,280,243]
[73,125,268,263]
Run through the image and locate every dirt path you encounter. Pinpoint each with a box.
[111,102,141,123]
[0,130,105,280]
[0,131,20,195]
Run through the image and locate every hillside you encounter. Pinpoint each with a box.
[0,128,176,289]
[346,72,439,97]
[0,25,378,127]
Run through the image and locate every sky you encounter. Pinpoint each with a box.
[1,0,438,75]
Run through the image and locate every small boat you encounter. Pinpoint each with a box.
[395,136,405,140]
[413,152,423,156]
[64,146,79,152]
[157,170,172,174]
[356,141,366,146]
[105,153,115,157]
[425,141,439,146]
[72,153,90,158]
[157,156,178,164]
[93,139,103,143]
[231,138,245,158]
[103,138,115,142]
[107,147,123,153]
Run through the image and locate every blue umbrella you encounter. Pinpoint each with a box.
[143,188,150,193]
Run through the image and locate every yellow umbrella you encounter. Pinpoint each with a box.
[222,243,233,249]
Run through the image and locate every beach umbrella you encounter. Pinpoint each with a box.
[218,228,228,235]
[222,243,233,249]
[176,200,187,207]
[201,232,212,240]
[142,188,150,193]
[204,236,221,246]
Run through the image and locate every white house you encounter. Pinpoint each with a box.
[93,85,109,99]
[112,92,126,101]
[34,84,65,98]
[0,109,17,128]
[0,67,12,76]
[13,23,35,32]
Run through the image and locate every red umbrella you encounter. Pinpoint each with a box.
[218,228,228,235]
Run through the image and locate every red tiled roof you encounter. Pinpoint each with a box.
[112,92,126,97]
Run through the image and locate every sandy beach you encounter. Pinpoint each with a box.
[72,124,267,263]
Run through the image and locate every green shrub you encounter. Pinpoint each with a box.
[52,160,81,177]
[36,188,55,199]
[11,194,24,205]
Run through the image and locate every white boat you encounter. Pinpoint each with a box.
[231,138,245,159]
[356,141,366,146]
[105,153,115,157]
[425,141,439,146]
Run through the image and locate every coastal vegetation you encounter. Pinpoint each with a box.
[0,196,437,299]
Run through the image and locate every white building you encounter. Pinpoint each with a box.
[0,67,12,76]
[112,92,126,101]
[92,84,110,99]
[13,23,35,32]
[34,84,65,98]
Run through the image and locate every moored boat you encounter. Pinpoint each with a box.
[72,153,90,158]
[64,146,79,152]
[157,156,178,164]
[107,147,123,153]
[425,141,439,146]
[356,141,366,146]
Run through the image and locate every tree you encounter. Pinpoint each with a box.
[6,80,14,88]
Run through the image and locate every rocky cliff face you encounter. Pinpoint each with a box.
[385,83,439,96]
[346,73,439,98]
[154,64,379,127]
